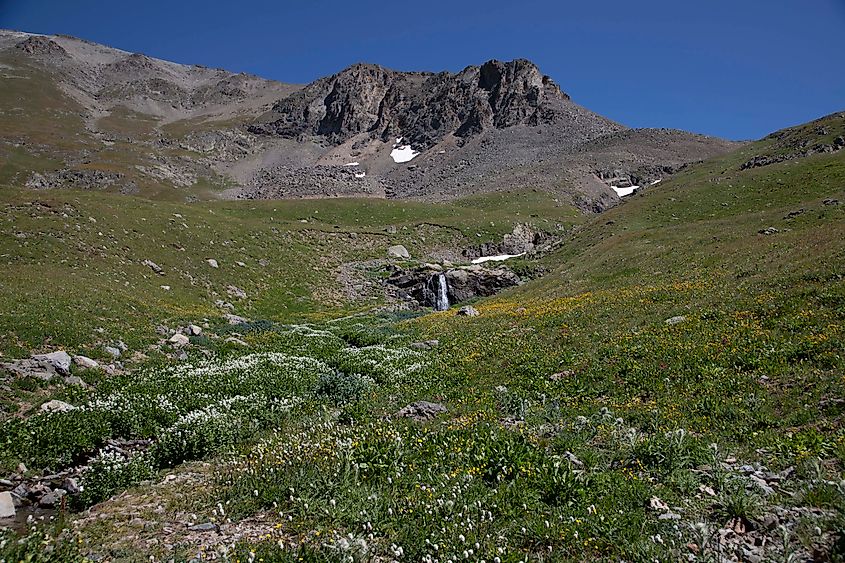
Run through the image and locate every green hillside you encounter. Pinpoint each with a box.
[1,113,844,561]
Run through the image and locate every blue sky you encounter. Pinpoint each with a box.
[1,0,843,140]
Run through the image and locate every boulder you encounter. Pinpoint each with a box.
[41,400,76,413]
[73,355,99,370]
[142,259,164,275]
[224,337,250,347]
[31,351,72,375]
[410,340,440,350]
[187,324,203,336]
[387,245,410,259]
[223,313,248,325]
[395,401,447,421]
[38,489,66,508]
[664,316,687,325]
[168,333,190,347]
[226,285,247,299]
[1,358,58,380]
[206,258,219,268]
[104,346,121,358]
[0,491,15,519]
[457,305,480,317]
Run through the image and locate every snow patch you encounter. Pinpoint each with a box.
[390,145,419,163]
[471,253,526,264]
[344,162,360,167]
[650,179,662,186]
[354,171,366,178]
[611,185,638,197]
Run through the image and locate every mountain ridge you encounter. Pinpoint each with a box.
[0,29,738,208]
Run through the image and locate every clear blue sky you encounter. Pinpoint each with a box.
[2,0,843,140]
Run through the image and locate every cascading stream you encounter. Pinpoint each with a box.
[434,273,449,311]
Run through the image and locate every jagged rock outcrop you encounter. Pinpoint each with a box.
[251,59,581,150]
[386,263,521,308]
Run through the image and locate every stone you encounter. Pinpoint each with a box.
[224,337,249,347]
[73,355,99,369]
[395,401,447,421]
[187,324,203,336]
[31,351,72,375]
[387,245,410,259]
[223,313,248,325]
[410,340,440,350]
[168,333,190,347]
[758,226,779,235]
[457,305,479,317]
[142,259,164,275]
[664,315,687,325]
[38,489,66,508]
[64,375,86,387]
[0,358,57,381]
[0,491,15,519]
[188,522,218,532]
[226,285,247,299]
[104,346,121,358]
[40,400,76,413]
[63,477,81,495]
[206,258,219,268]
[564,451,584,467]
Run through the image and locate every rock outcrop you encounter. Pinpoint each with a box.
[250,59,576,150]
[386,263,521,309]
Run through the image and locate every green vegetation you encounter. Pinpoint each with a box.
[0,115,844,561]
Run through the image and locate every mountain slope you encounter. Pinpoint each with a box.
[0,30,738,208]
[0,113,843,562]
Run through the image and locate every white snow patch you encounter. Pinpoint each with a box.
[344,162,360,167]
[471,253,526,264]
[611,185,639,197]
[354,171,366,178]
[650,179,662,186]
[390,145,419,163]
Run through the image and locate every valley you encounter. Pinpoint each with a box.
[0,28,843,563]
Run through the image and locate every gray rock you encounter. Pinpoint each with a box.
[63,477,81,495]
[664,315,687,325]
[395,401,447,421]
[226,285,247,299]
[457,305,479,317]
[12,483,29,500]
[758,226,779,235]
[40,399,76,413]
[187,324,203,336]
[224,337,249,347]
[0,491,15,518]
[142,259,164,275]
[168,333,190,347]
[188,522,218,532]
[104,346,121,358]
[73,355,99,369]
[410,340,440,350]
[38,489,66,508]
[206,258,219,268]
[223,313,248,325]
[64,375,86,387]
[387,245,410,259]
[31,351,72,375]
[1,358,58,380]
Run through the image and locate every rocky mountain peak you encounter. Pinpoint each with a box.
[251,58,578,148]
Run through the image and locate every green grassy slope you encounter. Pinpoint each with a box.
[0,187,580,358]
[0,114,843,562]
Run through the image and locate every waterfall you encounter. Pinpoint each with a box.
[434,273,449,311]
